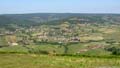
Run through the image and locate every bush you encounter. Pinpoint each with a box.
[105,46,120,55]
[28,49,49,54]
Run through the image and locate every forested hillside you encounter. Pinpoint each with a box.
[0,13,120,27]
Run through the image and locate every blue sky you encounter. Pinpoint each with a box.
[0,0,120,14]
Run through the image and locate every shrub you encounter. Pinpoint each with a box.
[105,46,120,55]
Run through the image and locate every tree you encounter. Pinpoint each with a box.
[0,36,9,47]
[59,40,69,54]
[105,46,120,55]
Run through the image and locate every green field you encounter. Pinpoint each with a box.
[0,54,120,68]
[0,43,110,56]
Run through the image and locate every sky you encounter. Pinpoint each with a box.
[0,0,120,14]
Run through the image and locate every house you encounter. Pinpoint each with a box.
[11,43,18,46]
[69,37,80,42]
[8,42,18,46]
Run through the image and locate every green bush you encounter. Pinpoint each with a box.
[105,46,120,55]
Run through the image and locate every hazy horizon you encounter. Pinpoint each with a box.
[0,0,120,14]
[1,12,120,15]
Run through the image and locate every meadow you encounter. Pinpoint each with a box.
[0,54,120,68]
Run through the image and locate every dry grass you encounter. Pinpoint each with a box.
[0,54,120,68]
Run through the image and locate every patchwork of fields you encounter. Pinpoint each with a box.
[0,14,120,68]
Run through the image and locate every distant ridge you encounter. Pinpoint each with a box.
[0,13,120,27]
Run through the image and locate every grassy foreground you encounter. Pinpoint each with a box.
[0,54,120,68]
